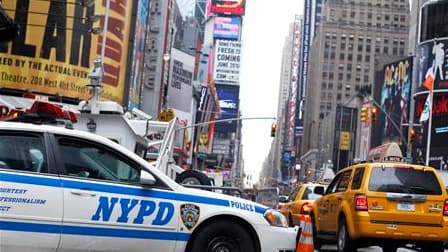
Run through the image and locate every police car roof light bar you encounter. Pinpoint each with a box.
[1,100,78,126]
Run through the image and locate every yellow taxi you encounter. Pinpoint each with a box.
[279,183,326,227]
[310,143,448,252]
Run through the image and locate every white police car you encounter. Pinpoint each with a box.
[0,121,298,252]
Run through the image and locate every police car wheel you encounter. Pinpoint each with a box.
[189,220,255,252]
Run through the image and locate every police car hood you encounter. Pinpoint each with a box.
[180,186,270,214]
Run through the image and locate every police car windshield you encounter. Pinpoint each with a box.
[368,167,442,195]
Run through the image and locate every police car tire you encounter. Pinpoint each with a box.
[176,170,212,186]
[188,220,255,252]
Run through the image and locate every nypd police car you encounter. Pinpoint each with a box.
[0,121,298,252]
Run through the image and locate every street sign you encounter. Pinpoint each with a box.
[339,131,350,150]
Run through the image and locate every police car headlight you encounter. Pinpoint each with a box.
[263,209,288,227]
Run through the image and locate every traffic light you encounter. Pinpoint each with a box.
[371,106,378,123]
[270,123,277,137]
[360,107,368,123]
[409,128,416,144]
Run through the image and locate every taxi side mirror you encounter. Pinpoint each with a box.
[314,186,325,195]
[140,170,156,186]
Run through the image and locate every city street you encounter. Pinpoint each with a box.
[315,245,448,252]
[318,245,438,252]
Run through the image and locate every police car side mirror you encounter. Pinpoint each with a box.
[140,170,156,186]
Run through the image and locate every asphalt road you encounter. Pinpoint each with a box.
[316,244,441,251]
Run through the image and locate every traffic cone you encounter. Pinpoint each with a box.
[295,215,314,252]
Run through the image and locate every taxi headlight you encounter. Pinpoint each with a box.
[263,209,288,227]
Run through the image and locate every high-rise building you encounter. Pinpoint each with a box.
[272,22,295,184]
[295,0,324,169]
[302,0,410,172]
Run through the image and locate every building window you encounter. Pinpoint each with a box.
[358,44,363,51]
[393,47,398,55]
[357,54,362,61]
[339,53,345,60]
[338,83,343,90]
[337,93,342,100]
[341,43,346,50]
[329,73,334,80]
[322,82,327,89]
[338,73,344,80]
[328,83,334,89]
[365,55,370,62]
[346,73,351,81]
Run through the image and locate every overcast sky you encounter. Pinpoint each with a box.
[239,1,303,185]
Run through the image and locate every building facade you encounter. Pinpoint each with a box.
[302,0,410,174]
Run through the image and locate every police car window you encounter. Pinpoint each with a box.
[57,137,140,183]
[0,133,47,173]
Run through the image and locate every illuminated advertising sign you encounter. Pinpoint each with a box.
[287,18,301,146]
[128,0,150,109]
[0,1,133,104]
[213,40,241,84]
[416,38,448,92]
[215,84,239,133]
[213,17,240,40]
[210,0,245,16]
[380,57,412,142]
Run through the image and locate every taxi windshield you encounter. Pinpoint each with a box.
[368,166,442,195]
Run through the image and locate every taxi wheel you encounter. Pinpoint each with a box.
[337,218,356,252]
[189,220,255,252]
[421,241,444,252]
[381,244,397,252]
[310,215,322,250]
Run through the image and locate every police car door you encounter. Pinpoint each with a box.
[0,131,62,252]
[53,135,179,252]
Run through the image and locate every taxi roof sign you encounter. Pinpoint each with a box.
[367,143,403,163]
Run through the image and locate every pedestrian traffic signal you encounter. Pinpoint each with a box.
[270,123,277,137]
[371,106,378,123]
[409,128,416,144]
[360,107,368,123]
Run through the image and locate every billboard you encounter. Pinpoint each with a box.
[287,17,301,146]
[416,38,448,92]
[215,84,239,133]
[213,17,240,40]
[167,49,195,113]
[128,0,150,109]
[0,1,133,104]
[379,57,412,142]
[210,0,246,16]
[213,40,241,84]
[412,92,448,166]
